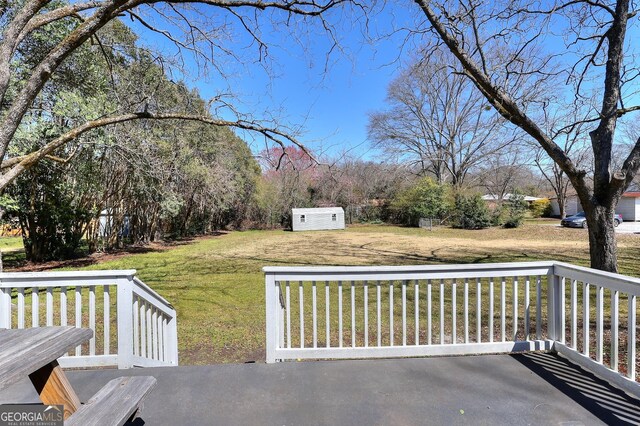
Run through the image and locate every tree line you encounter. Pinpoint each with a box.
[2,18,260,261]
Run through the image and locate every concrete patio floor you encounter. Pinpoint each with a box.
[1,352,639,425]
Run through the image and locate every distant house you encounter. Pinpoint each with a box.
[549,197,583,218]
[481,193,543,209]
[550,192,640,220]
[291,207,345,232]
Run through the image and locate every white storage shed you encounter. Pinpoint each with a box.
[291,207,345,231]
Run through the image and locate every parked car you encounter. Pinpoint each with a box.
[560,212,623,228]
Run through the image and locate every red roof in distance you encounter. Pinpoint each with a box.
[623,192,640,197]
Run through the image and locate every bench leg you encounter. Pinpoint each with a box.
[28,360,81,420]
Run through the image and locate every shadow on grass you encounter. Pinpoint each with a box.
[512,352,640,425]
[3,246,163,272]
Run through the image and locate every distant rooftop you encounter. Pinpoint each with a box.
[292,207,344,214]
[482,194,543,202]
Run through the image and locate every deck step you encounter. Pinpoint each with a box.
[66,376,157,426]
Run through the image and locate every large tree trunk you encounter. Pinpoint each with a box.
[584,203,618,272]
[558,193,566,219]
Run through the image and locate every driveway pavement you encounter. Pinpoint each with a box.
[553,221,640,234]
[615,222,640,234]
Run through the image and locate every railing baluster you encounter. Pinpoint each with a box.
[489,279,494,343]
[351,281,356,348]
[325,281,330,348]
[364,281,368,348]
[133,296,139,357]
[140,301,147,358]
[102,285,111,355]
[452,280,457,344]
[464,279,469,344]
[286,281,291,349]
[338,281,343,348]
[146,302,152,357]
[560,277,566,344]
[571,280,577,350]
[402,280,407,346]
[524,277,530,341]
[152,308,158,360]
[610,290,619,371]
[512,277,518,341]
[32,287,39,327]
[437,279,443,344]
[628,294,636,380]
[476,278,481,343]
[376,281,381,347]
[414,280,419,345]
[583,282,590,357]
[427,279,432,345]
[158,314,164,362]
[299,281,304,349]
[596,285,603,363]
[501,278,505,342]
[17,287,24,329]
[312,281,317,349]
[89,285,96,356]
[60,286,67,327]
[536,275,542,339]
[390,281,394,346]
[74,287,81,356]
[46,287,53,327]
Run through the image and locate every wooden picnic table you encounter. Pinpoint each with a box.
[0,326,156,425]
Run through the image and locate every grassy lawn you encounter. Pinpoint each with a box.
[0,236,23,252]
[35,222,637,365]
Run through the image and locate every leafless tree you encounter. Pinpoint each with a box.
[368,47,522,187]
[413,0,640,272]
[475,149,528,202]
[0,0,349,190]
[533,119,591,218]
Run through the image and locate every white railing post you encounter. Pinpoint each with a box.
[117,275,135,369]
[167,315,179,365]
[0,279,10,329]
[546,269,560,342]
[265,272,279,363]
[0,287,10,329]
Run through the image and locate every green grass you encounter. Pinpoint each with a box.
[9,223,640,365]
[0,236,23,251]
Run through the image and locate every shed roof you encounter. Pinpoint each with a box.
[292,207,344,215]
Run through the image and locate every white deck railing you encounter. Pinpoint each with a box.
[0,270,178,369]
[265,261,639,397]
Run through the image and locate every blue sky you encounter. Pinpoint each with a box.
[124,3,640,164]
[125,4,418,160]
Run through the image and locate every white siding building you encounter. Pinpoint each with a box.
[550,192,640,220]
[291,207,345,232]
[616,192,640,221]
[550,197,584,217]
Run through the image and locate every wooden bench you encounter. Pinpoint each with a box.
[0,327,156,425]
